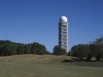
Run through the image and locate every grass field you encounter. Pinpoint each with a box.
[0,54,103,77]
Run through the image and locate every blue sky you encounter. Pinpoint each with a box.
[0,0,103,52]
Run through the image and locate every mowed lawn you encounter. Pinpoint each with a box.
[0,55,103,77]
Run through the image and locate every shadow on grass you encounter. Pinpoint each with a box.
[62,57,81,62]
[62,57,103,63]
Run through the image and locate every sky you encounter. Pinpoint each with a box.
[0,0,103,52]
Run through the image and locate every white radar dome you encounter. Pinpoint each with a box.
[60,16,68,22]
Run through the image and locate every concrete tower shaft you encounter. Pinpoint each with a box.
[59,16,68,52]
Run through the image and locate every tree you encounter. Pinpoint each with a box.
[99,44,103,61]
[92,36,103,61]
[71,44,90,61]
[17,44,25,55]
[86,44,94,61]
[94,44,102,61]
[53,45,67,55]
[0,40,48,56]
[31,42,47,55]
[24,44,32,54]
[67,51,71,56]
[93,36,103,44]
[70,36,103,62]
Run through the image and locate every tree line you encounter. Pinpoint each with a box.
[70,36,103,61]
[0,40,49,56]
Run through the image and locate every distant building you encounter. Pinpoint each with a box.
[59,16,68,52]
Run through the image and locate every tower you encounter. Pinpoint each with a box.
[59,16,68,52]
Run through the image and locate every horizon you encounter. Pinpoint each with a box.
[0,0,103,52]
